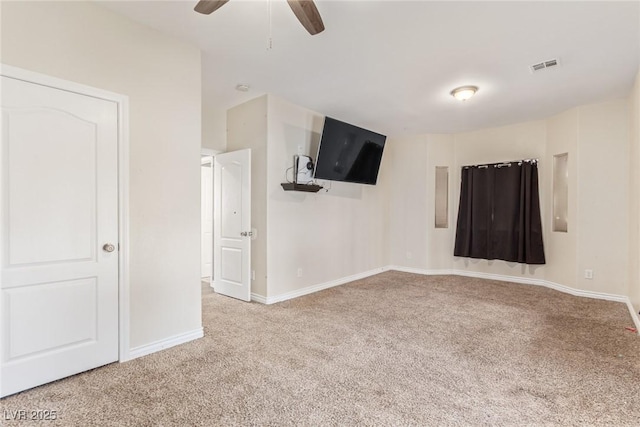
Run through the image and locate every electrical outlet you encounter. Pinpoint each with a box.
[252,270,255,281]
[584,269,593,279]
[297,145,304,155]
[297,268,303,278]
[406,251,413,260]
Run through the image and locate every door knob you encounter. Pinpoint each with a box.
[103,243,116,253]
[240,231,253,237]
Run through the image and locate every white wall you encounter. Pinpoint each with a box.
[266,96,388,298]
[1,2,203,349]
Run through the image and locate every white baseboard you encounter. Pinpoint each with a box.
[251,293,267,304]
[247,264,640,336]
[257,266,389,305]
[625,301,640,333]
[126,327,204,361]
[389,265,454,276]
[450,269,629,302]
[458,269,640,335]
[388,265,640,336]
[391,265,628,302]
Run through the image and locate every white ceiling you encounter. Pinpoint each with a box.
[99,0,640,136]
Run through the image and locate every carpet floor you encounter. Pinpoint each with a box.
[1,271,640,426]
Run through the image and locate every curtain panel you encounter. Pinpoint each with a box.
[453,160,546,265]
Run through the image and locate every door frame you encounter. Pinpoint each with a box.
[0,64,132,361]
[201,148,221,157]
[201,148,221,288]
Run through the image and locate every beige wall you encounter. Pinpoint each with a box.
[226,96,268,297]
[226,95,388,299]
[452,121,548,280]
[388,99,631,298]
[387,134,455,271]
[223,94,634,304]
[545,109,578,288]
[202,104,227,152]
[629,71,640,313]
[224,93,633,303]
[576,100,629,295]
[387,135,429,269]
[543,100,629,295]
[266,96,388,298]
[425,135,456,271]
[1,2,203,348]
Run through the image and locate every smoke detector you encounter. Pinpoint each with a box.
[529,58,560,73]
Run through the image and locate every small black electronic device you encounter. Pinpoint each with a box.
[294,155,314,184]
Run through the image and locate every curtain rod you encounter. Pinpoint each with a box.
[462,158,539,169]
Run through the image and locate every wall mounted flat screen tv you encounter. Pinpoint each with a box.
[314,117,387,185]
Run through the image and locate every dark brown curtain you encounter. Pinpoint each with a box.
[454,161,545,264]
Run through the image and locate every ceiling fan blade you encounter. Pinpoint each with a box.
[194,0,229,15]
[286,0,325,35]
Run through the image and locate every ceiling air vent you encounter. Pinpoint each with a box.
[529,58,560,73]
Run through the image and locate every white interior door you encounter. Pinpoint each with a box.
[201,157,213,279]
[213,149,251,301]
[1,75,119,397]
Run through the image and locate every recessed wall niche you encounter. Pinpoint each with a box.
[553,153,568,232]
[435,166,449,229]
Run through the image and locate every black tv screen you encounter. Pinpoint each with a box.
[314,117,386,185]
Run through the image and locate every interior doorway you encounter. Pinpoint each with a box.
[201,156,213,281]
[200,148,252,302]
[201,148,219,288]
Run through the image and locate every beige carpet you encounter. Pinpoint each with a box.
[2,271,640,426]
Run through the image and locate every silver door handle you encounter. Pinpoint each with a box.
[103,243,116,253]
[240,231,253,237]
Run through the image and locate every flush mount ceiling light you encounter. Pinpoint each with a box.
[235,84,250,92]
[450,85,478,101]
